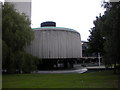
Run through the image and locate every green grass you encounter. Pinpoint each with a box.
[2,71,119,88]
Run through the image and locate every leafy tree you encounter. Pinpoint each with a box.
[2,2,34,51]
[101,2,120,73]
[88,16,105,56]
[12,51,39,73]
[88,1,120,73]
[2,2,39,73]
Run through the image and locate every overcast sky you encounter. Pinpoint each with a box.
[31,0,106,41]
[0,0,107,41]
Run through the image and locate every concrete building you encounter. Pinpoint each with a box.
[25,21,82,69]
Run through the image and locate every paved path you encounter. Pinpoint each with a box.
[32,65,109,74]
[87,66,106,69]
[32,67,88,74]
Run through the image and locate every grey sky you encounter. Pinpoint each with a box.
[1,0,107,41]
[31,0,106,41]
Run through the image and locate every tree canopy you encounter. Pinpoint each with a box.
[88,1,120,73]
[88,16,105,56]
[102,2,120,72]
[2,2,39,73]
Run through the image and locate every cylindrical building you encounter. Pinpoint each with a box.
[25,21,82,69]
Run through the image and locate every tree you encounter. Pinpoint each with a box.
[88,16,105,56]
[88,1,120,73]
[2,2,34,51]
[2,2,39,73]
[101,2,120,73]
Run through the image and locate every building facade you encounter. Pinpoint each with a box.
[25,27,82,59]
[25,21,82,69]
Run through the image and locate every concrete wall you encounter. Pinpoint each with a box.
[25,28,82,59]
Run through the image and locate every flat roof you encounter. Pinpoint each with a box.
[32,27,79,33]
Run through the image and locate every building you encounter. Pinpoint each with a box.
[25,21,82,69]
[82,41,99,57]
[82,41,89,57]
[5,0,31,20]
[81,41,102,66]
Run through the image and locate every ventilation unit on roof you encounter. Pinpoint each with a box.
[41,21,56,27]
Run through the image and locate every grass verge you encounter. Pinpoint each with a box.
[2,70,119,88]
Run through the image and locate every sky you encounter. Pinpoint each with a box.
[31,0,106,41]
[0,0,107,41]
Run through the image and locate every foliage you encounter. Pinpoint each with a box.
[2,2,39,73]
[88,20,104,54]
[88,16,105,56]
[101,2,120,70]
[12,51,39,73]
[88,1,120,73]
[2,2,34,51]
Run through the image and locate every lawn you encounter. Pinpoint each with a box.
[2,70,119,88]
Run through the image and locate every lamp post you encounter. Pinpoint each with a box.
[98,53,101,66]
